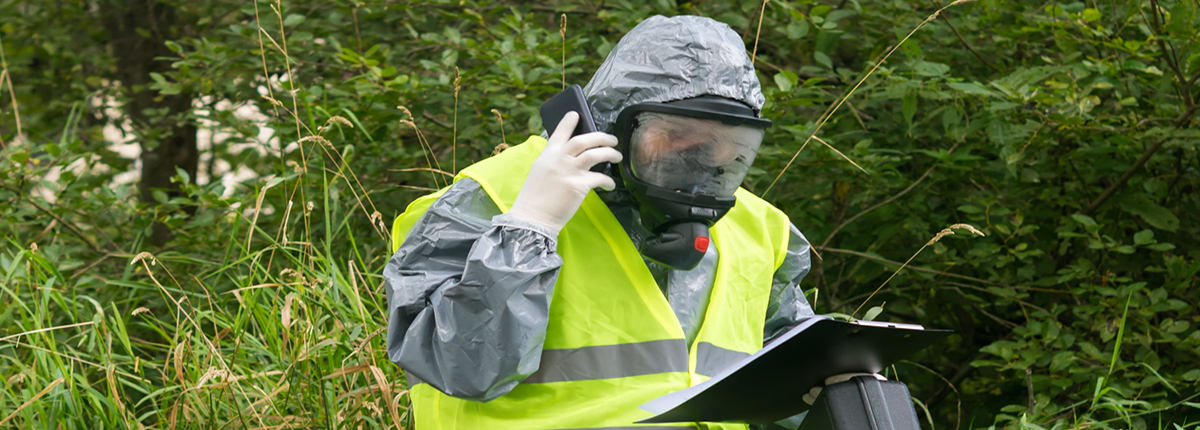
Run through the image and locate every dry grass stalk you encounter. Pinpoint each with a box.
[251,0,279,116]
[307,127,388,242]
[282,292,298,332]
[811,135,868,174]
[399,111,446,188]
[492,108,508,145]
[851,223,985,318]
[750,0,770,64]
[0,377,65,426]
[560,14,568,90]
[0,321,96,343]
[269,1,304,144]
[453,66,461,174]
[765,0,978,196]
[367,365,405,428]
[0,38,23,143]
[0,69,22,146]
[248,179,281,252]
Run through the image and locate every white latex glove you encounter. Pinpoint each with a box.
[507,111,622,235]
[802,373,886,405]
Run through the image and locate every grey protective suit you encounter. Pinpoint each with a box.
[384,15,815,429]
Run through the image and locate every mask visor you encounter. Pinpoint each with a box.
[629,112,765,198]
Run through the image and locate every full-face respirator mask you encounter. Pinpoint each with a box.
[611,96,772,270]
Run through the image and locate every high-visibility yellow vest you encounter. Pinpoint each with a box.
[390,135,792,430]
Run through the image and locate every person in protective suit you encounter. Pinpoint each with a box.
[385,15,848,430]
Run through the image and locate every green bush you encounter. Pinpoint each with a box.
[1,0,1197,429]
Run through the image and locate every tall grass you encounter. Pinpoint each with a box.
[0,166,408,428]
[0,1,408,427]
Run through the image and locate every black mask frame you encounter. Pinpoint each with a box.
[612,96,771,270]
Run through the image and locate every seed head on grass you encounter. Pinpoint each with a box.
[195,367,228,388]
[261,95,285,107]
[131,251,157,266]
[326,116,353,128]
[927,223,986,246]
[317,116,354,134]
[492,108,507,145]
[299,135,333,148]
[852,223,985,318]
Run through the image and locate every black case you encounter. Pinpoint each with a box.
[539,84,598,138]
[797,376,922,430]
[539,84,607,173]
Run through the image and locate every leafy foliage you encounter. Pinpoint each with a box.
[1,0,1198,429]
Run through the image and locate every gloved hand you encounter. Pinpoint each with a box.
[802,373,886,405]
[508,111,622,235]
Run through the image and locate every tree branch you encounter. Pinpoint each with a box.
[0,184,107,253]
[820,142,959,248]
[1081,0,1196,215]
[815,245,1000,286]
[927,0,1000,73]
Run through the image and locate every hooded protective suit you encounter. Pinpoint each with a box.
[384,15,814,429]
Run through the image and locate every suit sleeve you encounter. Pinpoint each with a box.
[384,178,562,402]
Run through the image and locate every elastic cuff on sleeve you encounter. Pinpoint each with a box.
[492,213,559,245]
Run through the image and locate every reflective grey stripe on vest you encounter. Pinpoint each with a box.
[525,339,689,384]
[695,342,751,377]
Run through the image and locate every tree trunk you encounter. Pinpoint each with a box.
[100,0,197,246]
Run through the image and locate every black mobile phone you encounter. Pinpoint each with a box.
[540,84,608,173]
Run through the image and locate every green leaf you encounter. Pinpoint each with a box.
[947,82,999,98]
[902,94,916,129]
[1182,369,1200,381]
[899,39,923,60]
[786,20,809,39]
[283,14,306,27]
[913,61,950,76]
[152,190,170,204]
[1081,8,1102,22]
[813,51,832,68]
[1132,230,1154,245]
[1070,214,1097,226]
[1147,243,1176,251]
[863,306,883,321]
[1119,195,1180,232]
[774,70,798,92]
[174,166,190,185]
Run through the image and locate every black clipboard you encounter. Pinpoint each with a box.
[638,317,953,424]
